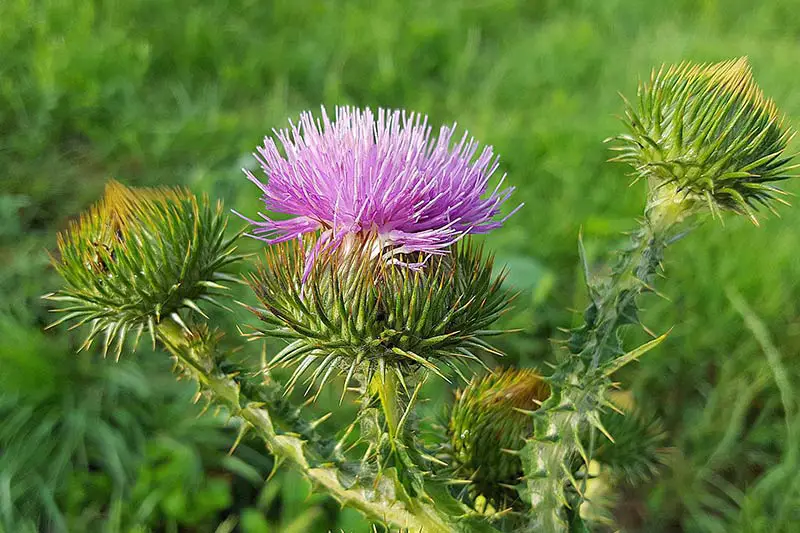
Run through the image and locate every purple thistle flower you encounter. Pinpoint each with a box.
[238,106,520,279]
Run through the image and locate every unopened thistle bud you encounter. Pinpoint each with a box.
[46,181,241,357]
[448,368,549,506]
[248,237,510,395]
[613,57,796,221]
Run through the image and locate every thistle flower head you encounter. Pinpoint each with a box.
[240,106,518,278]
[46,181,241,357]
[246,237,511,396]
[614,57,796,220]
[448,368,549,506]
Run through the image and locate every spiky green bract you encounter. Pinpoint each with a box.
[613,57,796,220]
[247,236,510,396]
[448,369,549,508]
[46,181,242,358]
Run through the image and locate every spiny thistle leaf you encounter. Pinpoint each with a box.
[246,236,511,395]
[613,57,796,219]
[46,181,242,357]
[446,368,549,508]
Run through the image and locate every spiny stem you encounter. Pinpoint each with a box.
[524,195,685,532]
[522,408,575,530]
[364,366,430,502]
[156,319,456,533]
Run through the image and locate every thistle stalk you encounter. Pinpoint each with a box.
[521,58,796,532]
[156,318,457,533]
[521,199,676,531]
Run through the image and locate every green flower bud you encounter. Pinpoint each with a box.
[448,368,549,505]
[247,237,510,395]
[46,181,241,357]
[613,57,796,220]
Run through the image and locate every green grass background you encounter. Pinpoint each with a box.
[3,0,800,531]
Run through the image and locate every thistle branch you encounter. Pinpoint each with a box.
[520,56,797,531]
[156,318,461,533]
[521,196,679,531]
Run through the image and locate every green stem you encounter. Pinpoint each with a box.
[370,370,403,442]
[156,319,455,533]
[523,196,685,532]
[366,368,427,498]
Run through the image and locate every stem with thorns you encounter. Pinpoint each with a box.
[156,318,460,533]
[521,191,681,531]
[362,366,431,500]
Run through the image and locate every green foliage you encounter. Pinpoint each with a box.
[237,470,325,533]
[0,316,272,533]
[128,438,234,527]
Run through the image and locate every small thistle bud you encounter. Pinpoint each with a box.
[448,368,549,505]
[247,237,510,395]
[614,57,796,220]
[46,181,241,357]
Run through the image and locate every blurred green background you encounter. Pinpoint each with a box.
[3,0,800,531]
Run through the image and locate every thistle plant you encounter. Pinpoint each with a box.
[520,57,796,532]
[46,58,795,533]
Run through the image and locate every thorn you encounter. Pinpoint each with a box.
[197,397,213,418]
[266,456,285,483]
[198,280,229,290]
[148,316,157,350]
[310,412,333,429]
[587,411,615,443]
[418,452,448,467]
[302,396,316,409]
[641,323,658,338]
[572,424,590,467]
[170,312,190,334]
[603,328,671,376]
[182,298,209,319]
[228,423,250,455]
[444,478,472,486]
[500,448,521,456]
[396,378,425,433]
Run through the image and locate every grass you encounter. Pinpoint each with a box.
[3,0,800,530]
